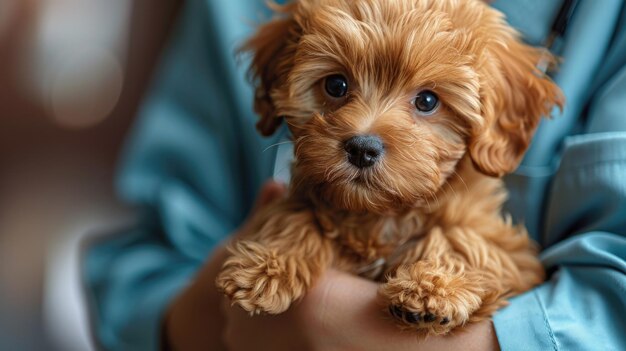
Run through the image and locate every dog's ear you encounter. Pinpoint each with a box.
[469,30,564,177]
[243,2,301,136]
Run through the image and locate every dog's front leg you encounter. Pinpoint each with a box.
[380,225,534,335]
[216,203,333,315]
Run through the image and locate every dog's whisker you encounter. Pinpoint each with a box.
[453,170,470,193]
[263,140,294,153]
[444,180,459,201]
[422,194,432,210]
[426,189,441,210]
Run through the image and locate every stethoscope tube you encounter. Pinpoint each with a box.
[545,0,580,49]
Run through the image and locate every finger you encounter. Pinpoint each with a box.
[297,269,381,325]
[221,296,251,324]
[220,296,233,316]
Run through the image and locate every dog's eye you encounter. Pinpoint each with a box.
[414,90,439,114]
[324,74,349,98]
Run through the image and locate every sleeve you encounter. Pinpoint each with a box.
[82,0,279,349]
[493,33,626,351]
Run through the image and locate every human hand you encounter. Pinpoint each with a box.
[222,268,500,351]
[163,181,287,351]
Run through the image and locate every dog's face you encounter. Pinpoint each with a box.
[246,0,562,214]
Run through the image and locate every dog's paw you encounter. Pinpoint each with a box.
[216,241,310,315]
[381,261,485,335]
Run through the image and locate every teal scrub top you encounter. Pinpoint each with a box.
[83,0,626,350]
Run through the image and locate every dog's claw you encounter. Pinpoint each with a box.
[389,304,454,330]
[405,312,421,323]
[389,305,404,319]
[390,305,446,325]
[423,313,436,322]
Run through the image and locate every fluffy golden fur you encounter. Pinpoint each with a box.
[217,0,563,335]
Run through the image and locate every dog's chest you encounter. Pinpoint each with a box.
[317,211,426,280]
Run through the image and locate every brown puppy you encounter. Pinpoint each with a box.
[217,0,563,335]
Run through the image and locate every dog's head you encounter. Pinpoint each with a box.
[245,0,563,214]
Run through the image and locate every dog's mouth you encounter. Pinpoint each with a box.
[319,177,418,214]
[344,166,379,187]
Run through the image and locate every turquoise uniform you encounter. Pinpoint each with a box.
[83,0,626,349]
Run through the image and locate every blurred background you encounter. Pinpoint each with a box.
[0,0,181,349]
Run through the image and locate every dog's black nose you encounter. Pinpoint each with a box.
[344,135,384,168]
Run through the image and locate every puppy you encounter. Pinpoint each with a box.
[217,0,563,335]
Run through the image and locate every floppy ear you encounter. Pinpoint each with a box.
[242,3,300,136]
[470,31,564,177]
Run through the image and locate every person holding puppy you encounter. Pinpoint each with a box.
[84,0,626,350]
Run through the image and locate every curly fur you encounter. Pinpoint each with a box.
[217,0,563,336]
